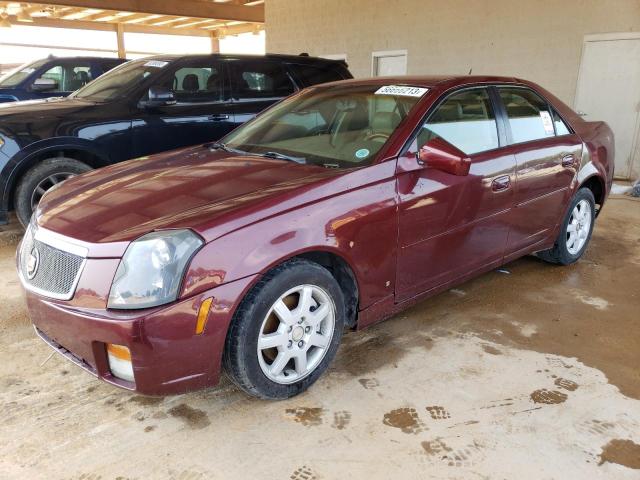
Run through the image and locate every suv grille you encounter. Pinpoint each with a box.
[19,225,87,300]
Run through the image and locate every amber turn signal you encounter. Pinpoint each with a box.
[196,297,213,335]
[106,344,134,382]
[106,343,131,361]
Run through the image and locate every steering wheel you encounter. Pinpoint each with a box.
[363,132,390,142]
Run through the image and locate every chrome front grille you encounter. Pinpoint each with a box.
[18,224,88,300]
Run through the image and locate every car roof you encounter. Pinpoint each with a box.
[140,53,347,65]
[38,56,127,61]
[312,75,522,89]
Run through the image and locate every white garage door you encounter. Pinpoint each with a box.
[575,34,640,179]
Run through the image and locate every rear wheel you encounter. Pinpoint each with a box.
[224,259,345,399]
[537,188,596,265]
[15,157,92,226]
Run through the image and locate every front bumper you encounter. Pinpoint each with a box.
[25,274,257,396]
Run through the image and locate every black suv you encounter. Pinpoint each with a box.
[0,56,126,103]
[0,54,352,226]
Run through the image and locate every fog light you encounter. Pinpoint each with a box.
[106,344,134,382]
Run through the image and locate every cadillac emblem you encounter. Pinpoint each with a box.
[26,247,40,280]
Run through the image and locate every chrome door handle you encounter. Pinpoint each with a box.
[562,154,576,167]
[209,114,230,121]
[492,175,511,192]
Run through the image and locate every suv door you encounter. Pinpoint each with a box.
[496,86,583,258]
[396,87,516,301]
[228,59,297,128]
[131,58,234,157]
[31,60,94,97]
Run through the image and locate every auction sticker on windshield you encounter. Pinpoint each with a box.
[144,60,169,68]
[375,85,428,97]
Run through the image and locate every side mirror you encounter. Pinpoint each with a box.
[418,137,471,176]
[31,78,58,92]
[141,86,176,108]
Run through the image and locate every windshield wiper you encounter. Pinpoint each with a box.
[260,151,306,164]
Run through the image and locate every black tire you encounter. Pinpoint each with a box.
[223,258,346,400]
[536,188,596,265]
[15,157,92,227]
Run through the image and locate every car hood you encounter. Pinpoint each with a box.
[37,145,340,255]
[0,96,93,120]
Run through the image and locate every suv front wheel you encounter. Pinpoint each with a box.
[15,157,92,226]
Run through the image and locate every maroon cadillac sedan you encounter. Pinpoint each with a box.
[18,76,614,399]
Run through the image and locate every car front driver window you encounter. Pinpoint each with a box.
[419,88,499,155]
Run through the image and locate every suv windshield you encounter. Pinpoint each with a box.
[73,59,168,102]
[223,85,422,168]
[0,59,48,87]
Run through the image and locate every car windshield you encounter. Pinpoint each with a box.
[72,59,169,102]
[222,85,424,168]
[0,59,48,87]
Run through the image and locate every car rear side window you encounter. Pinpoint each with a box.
[498,87,556,143]
[229,61,295,101]
[553,109,571,136]
[418,88,499,155]
[288,63,345,87]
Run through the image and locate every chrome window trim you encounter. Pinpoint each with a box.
[18,225,88,301]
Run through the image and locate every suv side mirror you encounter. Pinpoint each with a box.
[141,86,176,108]
[418,137,471,176]
[31,78,58,92]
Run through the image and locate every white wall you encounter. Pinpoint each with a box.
[266,0,640,106]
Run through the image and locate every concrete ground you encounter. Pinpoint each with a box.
[1,196,639,480]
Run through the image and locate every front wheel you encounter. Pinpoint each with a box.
[15,157,92,226]
[537,188,596,265]
[223,259,345,399]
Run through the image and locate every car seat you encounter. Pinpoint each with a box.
[182,74,200,92]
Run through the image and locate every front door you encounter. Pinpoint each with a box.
[575,35,640,179]
[496,86,583,256]
[396,87,516,302]
[131,58,235,158]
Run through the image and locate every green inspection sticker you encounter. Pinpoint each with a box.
[355,148,370,159]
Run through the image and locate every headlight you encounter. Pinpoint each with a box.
[108,230,203,309]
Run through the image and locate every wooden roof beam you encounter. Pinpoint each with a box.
[33,0,264,23]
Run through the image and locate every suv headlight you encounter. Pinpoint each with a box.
[108,230,203,310]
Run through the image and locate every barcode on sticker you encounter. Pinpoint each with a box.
[144,60,169,68]
[375,85,428,97]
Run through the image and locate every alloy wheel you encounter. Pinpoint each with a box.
[566,199,592,255]
[257,284,335,384]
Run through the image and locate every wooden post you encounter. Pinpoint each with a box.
[210,31,220,53]
[116,23,126,58]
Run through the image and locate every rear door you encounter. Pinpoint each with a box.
[496,86,583,258]
[396,87,516,301]
[131,58,234,157]
[228,59,297,129]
